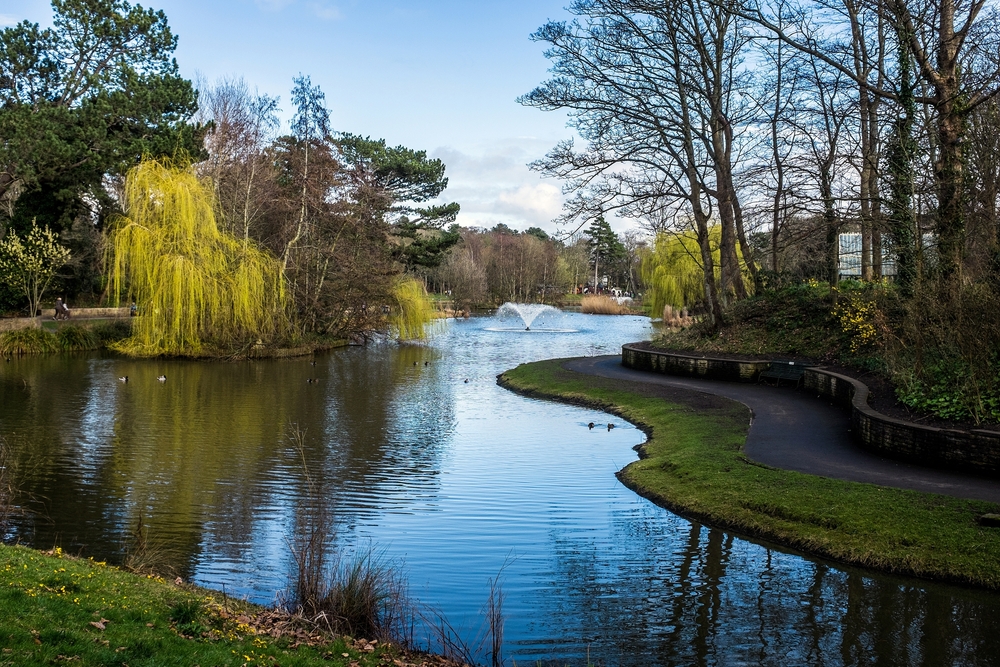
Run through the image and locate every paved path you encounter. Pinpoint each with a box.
[565,356,1000,504]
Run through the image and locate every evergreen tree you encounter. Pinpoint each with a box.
[584,216,625,289]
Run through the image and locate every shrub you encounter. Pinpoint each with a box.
[881,282,1000,424]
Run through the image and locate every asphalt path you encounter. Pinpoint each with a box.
[565,356,1000,504]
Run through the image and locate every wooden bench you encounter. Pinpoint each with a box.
[758,361,816,388]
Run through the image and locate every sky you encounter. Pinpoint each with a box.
[2,0,618,236]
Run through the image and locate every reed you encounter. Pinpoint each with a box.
[0,437,17,540]
[121,514,180,577]
[0,328,58,355]
[56,324,101,350]
[581,294,632,315]
[287,426,413,642]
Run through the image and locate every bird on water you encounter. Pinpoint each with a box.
[157,375,166,382]
[118,376,128,383]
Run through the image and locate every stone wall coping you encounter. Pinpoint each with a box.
[621,343,769,366]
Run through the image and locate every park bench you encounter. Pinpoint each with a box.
[758,360,816,388]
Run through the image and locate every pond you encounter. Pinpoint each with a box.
[2,310,999,665]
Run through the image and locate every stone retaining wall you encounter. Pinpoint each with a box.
[621,343,771,383]
[0,317,40,332]
[803,368,1000,477]
[39,307,129,319]
[622,344,1000,476]
[1,308,129,333]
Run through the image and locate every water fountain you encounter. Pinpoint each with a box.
[486,302,578,332]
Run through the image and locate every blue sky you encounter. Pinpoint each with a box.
[3,0,607,234]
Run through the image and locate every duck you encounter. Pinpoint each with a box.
[588,422,595,430]
[310,360,317,366]
[156,375,166,382]
[118,376,129,383]
[464,379,469,383]
[607,423,615,431]
[307,378,316,384]
[424,361,429,366]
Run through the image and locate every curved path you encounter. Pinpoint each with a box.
[565,356,1000,504]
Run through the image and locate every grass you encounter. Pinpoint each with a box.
[0,544,450,667]
[499,358,1000,590]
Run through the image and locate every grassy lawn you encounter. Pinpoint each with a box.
[0,544,434,666]
[499,359,1000,590]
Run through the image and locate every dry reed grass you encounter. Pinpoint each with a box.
[121,514,181,577]
[662,304,696,328]
[0,436,17,540]
[580,295,633,315]
[287,426,413,642]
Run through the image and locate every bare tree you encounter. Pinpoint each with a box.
[521,0,761,325]
[196,76,281,241]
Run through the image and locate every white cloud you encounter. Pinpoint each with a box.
[429,138,643,237]
[496,183,562,222]
[309,3,342,20]
[0,14,20,26]
[429,139,569,233]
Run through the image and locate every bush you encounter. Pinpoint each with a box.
[885,282,1000,424]
[0,328,58,355]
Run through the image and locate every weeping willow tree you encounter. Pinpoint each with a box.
[107,159,288,356]
[389,277,436,340]
[641,226,751,319]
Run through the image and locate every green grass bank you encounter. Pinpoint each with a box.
[0,544,449,667]
[498,359,1000,590]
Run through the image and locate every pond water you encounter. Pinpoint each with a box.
[2,310,1000,665]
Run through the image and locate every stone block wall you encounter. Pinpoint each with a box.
[804,368,1000,477]
[622,344,772,383]
[0,317,40,332]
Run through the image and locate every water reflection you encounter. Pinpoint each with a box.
[1,314,999,665]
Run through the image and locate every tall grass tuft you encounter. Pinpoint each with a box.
[56,324,100,351]
[122,514,179,577]
[581,294,633,315]
[287,426,412,641]
[0,436,18,541]
[0,328,58,355]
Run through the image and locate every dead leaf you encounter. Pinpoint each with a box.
[89,619,108,631]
